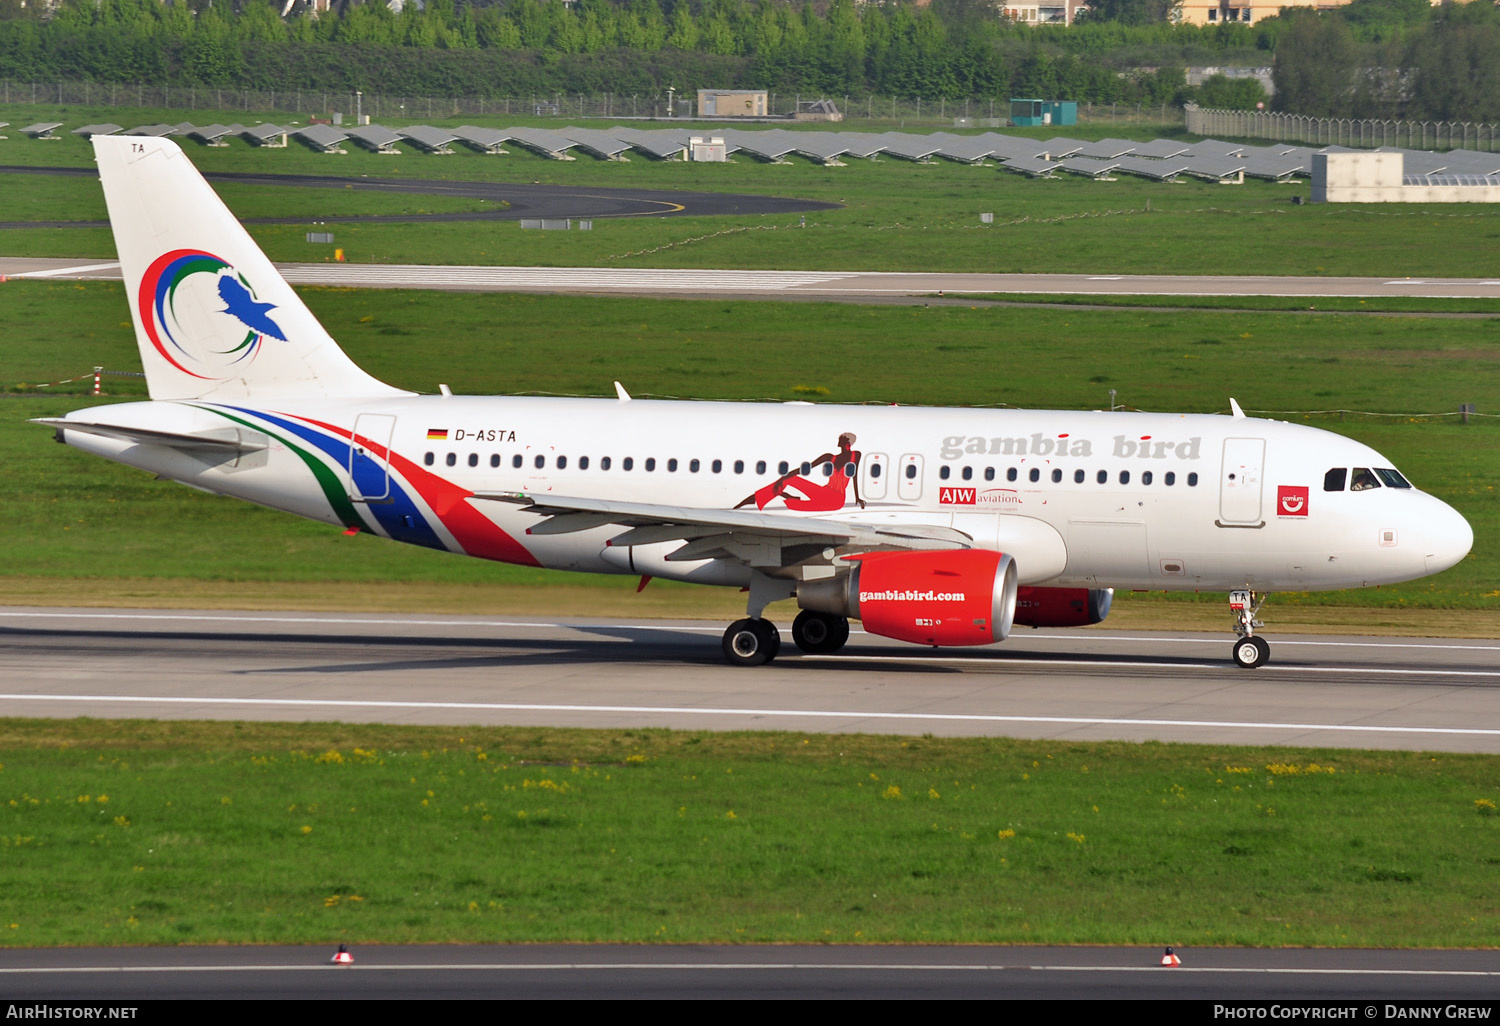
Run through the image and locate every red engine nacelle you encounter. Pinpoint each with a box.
[1013,586,1113,628]
[800,550,1018,647]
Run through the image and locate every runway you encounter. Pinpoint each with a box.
[3,608,1498,753]
[7,943,1500,1000]
[6,257,1500,300]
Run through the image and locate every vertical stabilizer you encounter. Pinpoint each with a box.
[93,135,408,401]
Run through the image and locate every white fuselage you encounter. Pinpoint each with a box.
[56,396,1474,595]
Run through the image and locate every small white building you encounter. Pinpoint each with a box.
[697,90,768,118]
[1313,151,1500,203]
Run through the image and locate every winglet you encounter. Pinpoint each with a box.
[1229,398,1246,418]
[614,381,632,402]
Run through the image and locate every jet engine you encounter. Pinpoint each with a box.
[798,549,1017,647]
[1013,586,1114,628]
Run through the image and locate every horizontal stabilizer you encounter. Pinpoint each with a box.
[31,417,268,454]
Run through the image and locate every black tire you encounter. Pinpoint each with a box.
[792,610,851,654]
[1231,635,1270,669]
[723,618,780,666]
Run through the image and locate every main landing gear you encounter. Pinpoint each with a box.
[1229,589,1270,669]
[721,611,852,666]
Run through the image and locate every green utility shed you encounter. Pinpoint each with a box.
[1009,99,1077,127]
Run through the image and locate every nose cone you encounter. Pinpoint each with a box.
[1422,497,1473,576]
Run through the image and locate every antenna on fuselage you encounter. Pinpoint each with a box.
[1229,398,1246,418]
[614,381,632,402]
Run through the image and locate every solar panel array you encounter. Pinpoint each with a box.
[11,120,1500,192]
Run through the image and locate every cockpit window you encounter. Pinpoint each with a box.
[1350,468,1381,491]
[1375,468,1412,489]
[1323,468,1347,492]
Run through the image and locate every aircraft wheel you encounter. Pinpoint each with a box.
[792,610,851,654]
[1231,635,1270,669]
[723,618,780,666]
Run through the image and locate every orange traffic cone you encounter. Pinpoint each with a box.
[330,944,354,966]
[1160,947,1181,967]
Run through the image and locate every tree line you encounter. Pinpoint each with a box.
[0,0,1495,120]
[0,0,1260,104]
[1272,0,1500,122]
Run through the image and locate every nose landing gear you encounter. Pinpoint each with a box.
[1229,589,1269,668]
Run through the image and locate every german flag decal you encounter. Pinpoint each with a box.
[426,428,448,440]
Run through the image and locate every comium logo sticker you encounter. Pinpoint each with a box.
[1277,485,1310,517]
[138,249,286,379]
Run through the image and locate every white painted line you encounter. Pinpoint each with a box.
[1087,276,1124,280]
[14,261,121,278]
[816,654,1500,679]
[3,610,1496,653]
[1,962,1496,977]
[4,693,1498,737]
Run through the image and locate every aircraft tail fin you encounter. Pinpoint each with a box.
[93,135,407,401]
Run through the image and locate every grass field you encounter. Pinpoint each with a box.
[2,281,1494,616]
[6,103,1500,278]
[4,720,1499,948]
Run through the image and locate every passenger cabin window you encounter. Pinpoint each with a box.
[1324,468,1347,492]
[711,460,722,474]
[1119,470,1130,485]
[645,458,656,472]
[904,464,917,480]
[623,457,634,471]
[512,455,523,469]
[755,460,766,475]
[940,466,951,480]
[1142,471,1153,486]
[424,452,434,466]
[468,453,478,467]
[1074,469,1085,483]
[578,456,588,470]
[984,467,995,481]
[446,453,456,467]
[1165,471,1176,486]
[962,466,973,481]
[1187,472,1199,486]
[778,461,790,475]
[1029,468,1040,483]
[1051,469,1062,483]
[490,454,500,468]
[667,459,678,473]
[1007,468,1018,482]
[689,459,700,473]
[871,464,883,479]
[733,460,744,474]
[1097,470,1107,484]
[1350,468,1381,491]
[534,455,545,469]
[601,457,612,471]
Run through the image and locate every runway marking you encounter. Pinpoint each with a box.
[4,693,1499,738]
[4,609,1498,654]
[281,266,854,291]
[2,962,1498,977]
[13,261,121,278]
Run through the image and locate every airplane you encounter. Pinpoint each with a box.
[35,136,1474,669]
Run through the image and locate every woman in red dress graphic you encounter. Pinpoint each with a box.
[736,432,864,512]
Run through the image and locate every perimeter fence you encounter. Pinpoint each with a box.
[1187,104,1500,152]
[2,80,1182,128]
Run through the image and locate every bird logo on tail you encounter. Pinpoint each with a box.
[138,249,285,380]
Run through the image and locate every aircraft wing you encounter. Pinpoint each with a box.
[474,491,971,571]
[31,418,268,454]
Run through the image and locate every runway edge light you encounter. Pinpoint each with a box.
[331,944,354,966]
[1160,947,1181,967]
